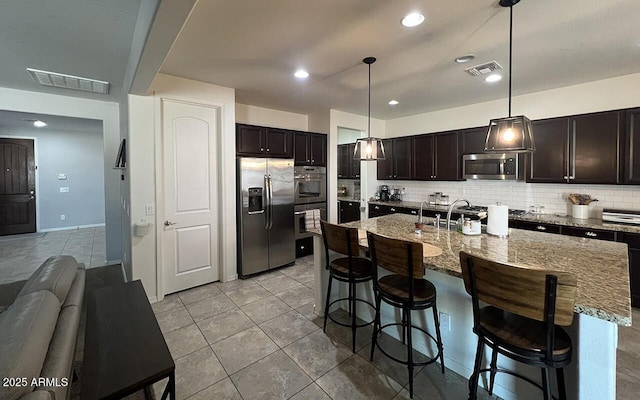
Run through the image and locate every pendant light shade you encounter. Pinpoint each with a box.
[485,115,534,152]
[354,57,386,161]
[485,0,535,153]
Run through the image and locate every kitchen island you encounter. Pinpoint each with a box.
[310,213,631,400]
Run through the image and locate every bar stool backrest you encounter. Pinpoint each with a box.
[459,251,577,327]
[320,220,359,258]
[367,232,425,279]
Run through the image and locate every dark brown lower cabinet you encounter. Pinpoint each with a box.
[339,201,361,223]
[622,233,640,308]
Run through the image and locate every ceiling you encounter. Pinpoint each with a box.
[0,0,143,102]
[0,110,102,134]
[0,0,638,121]
[161,0,640,120]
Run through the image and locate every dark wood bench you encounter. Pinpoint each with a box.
[82,280,175,400]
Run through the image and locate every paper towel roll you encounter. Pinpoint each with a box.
[487,204,509,237]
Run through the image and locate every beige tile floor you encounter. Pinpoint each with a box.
[2,229,638,399]
[150,256,500,400]
[0,226,107,284]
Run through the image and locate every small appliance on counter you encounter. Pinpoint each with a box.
[428,192,450,206]
[379,185,390,201]
[602,208,640,225]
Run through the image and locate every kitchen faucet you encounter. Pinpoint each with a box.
[418,201,428,224]
[446,199,471,230]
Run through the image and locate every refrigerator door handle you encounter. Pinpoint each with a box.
[264,175,270,230]
[268,176,274,229]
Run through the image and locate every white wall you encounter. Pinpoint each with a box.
[236,103,308,130]
[386,72,640,136]
[0,87,121,262]
[0,127,105,230]
[329,109,385,222]
[129,73,235,301]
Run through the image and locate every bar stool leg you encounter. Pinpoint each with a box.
[401,308,406,344]
[323,275,333,332]
[541,368,551,400]
[556,368,567,400]
[370,294,381,361]
[432,305,445,374]
[469,337,484,400]
[406,307,414,399]
[350,281,356,353]
[488,345,498,395]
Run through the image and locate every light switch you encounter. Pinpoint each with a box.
[145,204,155,216]
[57,174,67,180]
[60,187,69,193]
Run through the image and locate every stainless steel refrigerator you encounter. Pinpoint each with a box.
[237,157,295,277]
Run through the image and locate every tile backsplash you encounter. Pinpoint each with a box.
[376,180,640,217]
[338,179,360,198]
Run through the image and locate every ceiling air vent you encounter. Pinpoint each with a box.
[26,68,110,94]
[464,61,503,77]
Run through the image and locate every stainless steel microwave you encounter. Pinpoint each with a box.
[462,153,524,180]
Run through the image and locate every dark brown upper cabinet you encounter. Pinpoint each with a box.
[623,108,640,184]
[527,117,570,183]
[236,124,293,158]
[337,143,360,179]
[460,126,488,155]
[412,131,461,181]
[527,111,621,184]
[377,138,411,180]
[294,132,326,166]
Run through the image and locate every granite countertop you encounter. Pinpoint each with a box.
[311,213,632,326]
[368,200,640,234]
[337,196,362,202]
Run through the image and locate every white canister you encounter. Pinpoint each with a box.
[487,203,509,237]
[572,204,590,219]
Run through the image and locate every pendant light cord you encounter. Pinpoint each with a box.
[367,62,371,138]
[508,4,513,118]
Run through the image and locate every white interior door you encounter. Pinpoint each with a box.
[161,99,219,294]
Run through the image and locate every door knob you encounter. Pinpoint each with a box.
[164,220,177,226]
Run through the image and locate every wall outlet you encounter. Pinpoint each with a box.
[439,311,451,332]
[60,214,66,221]
[59,187,69,193]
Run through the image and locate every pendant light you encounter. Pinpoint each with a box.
[354,57,386,161]
[484,0,535,153]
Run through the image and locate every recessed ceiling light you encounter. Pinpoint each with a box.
[455,54,476,63]
[294,69,309,79]
[388,100,399,106]
[485,74,502,83]
[401,12,425,28]
[33,120,47,128]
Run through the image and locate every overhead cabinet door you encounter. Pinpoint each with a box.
[527,118,570,183]
[570,111,621,184]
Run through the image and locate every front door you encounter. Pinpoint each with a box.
[0,138,36,235]
[161,99,219,294]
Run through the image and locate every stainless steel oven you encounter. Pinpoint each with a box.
[294,203,326,240]
[294,166,326,204]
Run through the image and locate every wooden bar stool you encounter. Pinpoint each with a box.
[367,232,445,399]
[320,221,375,352]
[459,251,578,400]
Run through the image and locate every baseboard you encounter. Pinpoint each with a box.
[39,223,106,232]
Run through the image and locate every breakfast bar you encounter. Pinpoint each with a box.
[310,213,632,400]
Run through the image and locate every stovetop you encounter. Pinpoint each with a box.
[456,205,528,217]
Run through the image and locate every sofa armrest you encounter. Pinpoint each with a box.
[19,391,52,400]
